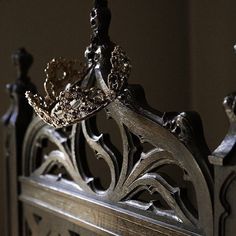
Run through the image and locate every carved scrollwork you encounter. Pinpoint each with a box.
[22,1,213,235]
[23,96,213,235]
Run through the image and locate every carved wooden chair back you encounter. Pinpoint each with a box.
[3,1,236,236]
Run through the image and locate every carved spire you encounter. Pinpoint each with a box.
[208,45,236,166]
[12,48,33,81]
[209,92,236,166]
[25,0,131,128]
[2,48,36,235]
[85,0,112,64]
[2,48,36,126]
[91,0,111,45]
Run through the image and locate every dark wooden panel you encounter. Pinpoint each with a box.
[20,176,200,236]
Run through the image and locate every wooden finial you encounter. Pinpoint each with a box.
[90,0,111,45]
[12,48,33,80]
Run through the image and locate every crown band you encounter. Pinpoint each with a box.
[25,46,131,128]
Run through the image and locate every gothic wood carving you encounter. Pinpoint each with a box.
[2,48,36,236]
[21,1,214,235]
[2,0,236,236]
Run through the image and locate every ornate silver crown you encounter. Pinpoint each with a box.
[25,46,131,128]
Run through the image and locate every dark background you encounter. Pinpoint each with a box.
[0,0,236,234]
